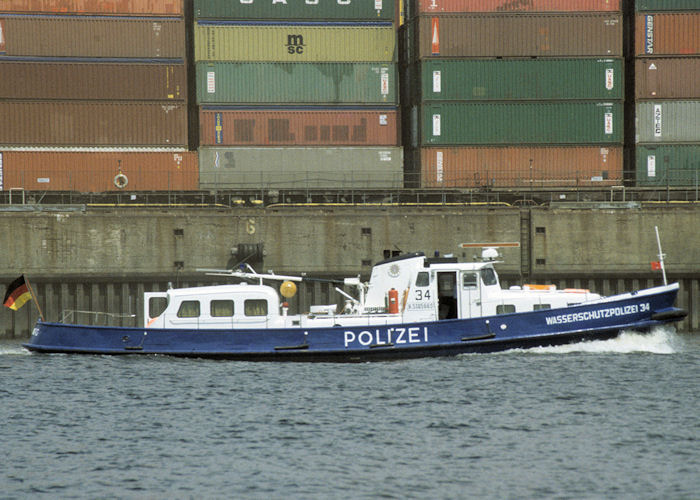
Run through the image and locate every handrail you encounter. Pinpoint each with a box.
[61,309,136,324]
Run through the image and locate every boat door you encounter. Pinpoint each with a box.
[459,271,481,318]
[436,271,458,319]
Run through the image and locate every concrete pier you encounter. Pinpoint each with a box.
[2,204,698,337]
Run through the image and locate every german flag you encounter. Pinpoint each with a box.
[3,275,32,311]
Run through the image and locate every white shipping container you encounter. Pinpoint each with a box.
[636,101,700,143]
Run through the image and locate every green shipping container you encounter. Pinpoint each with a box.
[198,147,404,190]
[416,58,623,102]
[636,145,700,186]
[197,62,396,104]
[636,0,700,11]
[194,22,396,62]
[194,0,395,21]
[419,102,623,145]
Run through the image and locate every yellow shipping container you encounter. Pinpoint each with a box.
[194,22,396,62]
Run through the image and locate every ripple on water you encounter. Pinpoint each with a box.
[0,329,699,499]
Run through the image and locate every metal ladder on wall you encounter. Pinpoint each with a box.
[520,208,531,281]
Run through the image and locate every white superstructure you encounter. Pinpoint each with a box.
[144,252,603,330]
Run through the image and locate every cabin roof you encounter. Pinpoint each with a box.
[167,283,276,298]
[373,252,425,267]
[427,261,496,271]
[372,252,495,272]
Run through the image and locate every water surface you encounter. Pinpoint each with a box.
[2,328,699,499]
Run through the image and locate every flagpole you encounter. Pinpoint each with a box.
[24,276,45,322]
[654,226,667,286]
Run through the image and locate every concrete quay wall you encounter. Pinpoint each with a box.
[1,205,698,337]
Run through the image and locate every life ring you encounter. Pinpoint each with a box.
[114,173,128,189]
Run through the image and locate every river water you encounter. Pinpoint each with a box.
[2,327,699,499]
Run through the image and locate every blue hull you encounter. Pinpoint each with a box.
[23,284,686,361]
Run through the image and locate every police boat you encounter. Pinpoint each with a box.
[23,247,687,360]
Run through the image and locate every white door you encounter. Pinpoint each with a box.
[459,271,481,318]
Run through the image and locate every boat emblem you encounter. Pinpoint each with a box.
[388,264,400,277]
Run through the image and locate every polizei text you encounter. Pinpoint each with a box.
[344,327,429,347]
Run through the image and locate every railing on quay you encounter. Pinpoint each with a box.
[1,169,699,208]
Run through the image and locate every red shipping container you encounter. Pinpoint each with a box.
[418,146,623,188]
[0,15,185,58]
[0,60,186,100]
[413,13,622,58]
[199,108,400,146]
[636,13,700,56]
[415,0,621,13]
[0,150,198,192]
[0,0,183,15]
[0,101,187,146]
[635,57,700,99]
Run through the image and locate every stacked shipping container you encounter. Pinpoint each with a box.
[1,1,697,194]
[194,0,403,190]
[0,150,198,191]
[634,1,700,186]
[0,1,194,192]
[0,6,188,146]
[402,0,624,188]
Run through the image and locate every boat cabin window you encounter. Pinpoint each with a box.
[534,303,551,310]
[496,304,516,315]
[462,272,478,289]
[211,300,234,317]
[149,297,168,318]
[177,300,200,318]
[481,268,498,286]
[415,272,430,287]
[438,272,456,293]
[245,299,268,317]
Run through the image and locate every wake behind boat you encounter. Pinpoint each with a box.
[23,248,687,361]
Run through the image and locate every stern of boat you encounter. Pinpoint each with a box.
[22,321,135,354]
